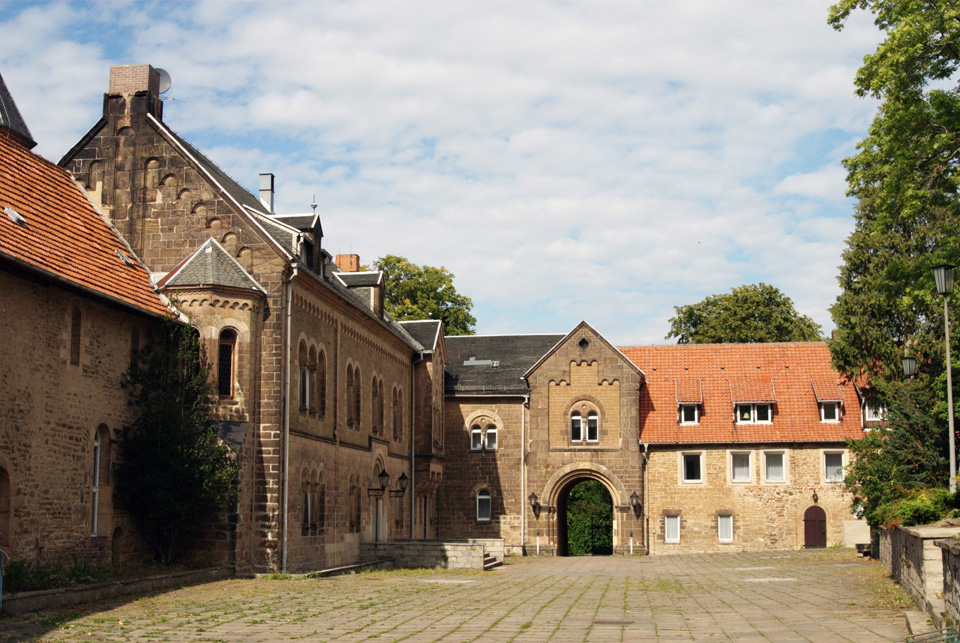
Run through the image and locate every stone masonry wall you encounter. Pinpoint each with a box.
[360,539,502,570]
[936,538,960,630]
[0,270,155,564]
[646,444,856,554]
[880,526,960,617]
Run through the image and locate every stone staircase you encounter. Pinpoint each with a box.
[483,553,502,570]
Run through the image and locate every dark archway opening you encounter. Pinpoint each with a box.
[558,479,613,556]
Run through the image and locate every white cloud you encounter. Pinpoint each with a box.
[0,0,885,344]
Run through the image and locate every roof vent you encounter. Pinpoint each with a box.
[4,206,25,226]
[115,249,134,266]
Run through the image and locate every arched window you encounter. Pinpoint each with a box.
[301,476,313,536]
[351,478,362,533]
[477,489,492,522]
[317,350,327,419]
[485,424,498,450]
[393,387,401,440]
[70,307,82,365]
[316,475,325,534]
[471,424,483,450]
[0,466,10,547]
[354,366,362,428]
[346,366,355,427]
[91,425,110,536]
[218,329,237,397]
[298,342,309,411]
[377,379,385,433]
[308,346,318,413]
[570,411,583,441]
[371,376,380,434]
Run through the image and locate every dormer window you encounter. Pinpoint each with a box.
[820,402,840,422]
[736,403,771,424]
[680,404,699,425]
[864,399,886,422]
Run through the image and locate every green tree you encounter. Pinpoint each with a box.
[114,315,239,563]
[666,283,822,344]
[844,378,949,527]
[370,255,476,336]
[566,480,613,556]
[828,0,960,385]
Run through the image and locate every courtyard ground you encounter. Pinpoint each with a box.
[0,548,911,642]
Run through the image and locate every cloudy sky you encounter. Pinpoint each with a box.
[0,1,883,344]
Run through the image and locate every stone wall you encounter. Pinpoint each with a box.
[936,538,960,630]
[0,269,156,565]
[646,444,858,554]
[880,525,960,618]
[360,539,503,570]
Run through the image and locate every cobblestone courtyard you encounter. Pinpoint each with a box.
[0,549,910,642]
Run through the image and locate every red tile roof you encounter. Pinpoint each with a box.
[0,135,170,317]
[620,343,863,445]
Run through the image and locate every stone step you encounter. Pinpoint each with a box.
[483,555,502,571]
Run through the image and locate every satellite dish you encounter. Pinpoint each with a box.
[155,68,172,95]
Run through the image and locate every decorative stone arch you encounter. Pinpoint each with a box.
[177,188,192,201]
[144,158,161,188]
[540,462,629,508]
[237,246,252,270]
[561,394,606,425]
[85,160,104,190]
[116,126,135,137]
[221,232,239,256]
[205,217,222,231]
[161,173,178,187]
[65,298,86,366]
[537,463,629,556]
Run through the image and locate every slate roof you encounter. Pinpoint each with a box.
[270,213,319,232]
[0,132,169,317]
[157,238,265,292]
[399,320,442,352]
[0,73,34,148]
[445,334,565,395]
[620,343,862,445]
[336,271,382,288]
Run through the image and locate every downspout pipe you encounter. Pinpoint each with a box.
[639,440,649,554]
[281,262,298,572]
[521,393,528,555]
[410,352,423,539]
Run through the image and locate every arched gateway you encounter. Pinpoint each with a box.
[536,463,641,556]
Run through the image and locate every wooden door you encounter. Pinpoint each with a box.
[803,505,826,548]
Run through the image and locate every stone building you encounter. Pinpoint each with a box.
[6,62,874,571]
[0,72,171,564]
[442,329,870,555]
[59,64,445,573]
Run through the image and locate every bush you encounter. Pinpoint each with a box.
[874,488,958,528]
[3,556,112,593]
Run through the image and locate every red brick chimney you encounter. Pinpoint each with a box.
[336,254,361,272]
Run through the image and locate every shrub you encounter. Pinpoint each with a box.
[875,488,958,528]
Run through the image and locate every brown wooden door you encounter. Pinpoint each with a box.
[803,505,826,548]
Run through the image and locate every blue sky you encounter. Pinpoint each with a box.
[0,1,883,344]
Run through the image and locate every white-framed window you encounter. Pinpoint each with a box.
[820,402,840,422]
[470,422,497,451]
[864,400,886,422]
[586,412,599,442]
[718,514,734,543]
[484,426,498,450]
[680,404,699,425]
[476,489,491,522]
[730,451,751,483]
[91,430,101,536]
[470,425,483,450]
[737,403,771,424]
[824,451,845,483]
[682,452,703,484]
[764,451,785,483]
[571,412,583,441]
[664,515,680,543]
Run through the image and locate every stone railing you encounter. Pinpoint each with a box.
[936,537,960,629]
[360,539,503,571]
[880,525,960,623]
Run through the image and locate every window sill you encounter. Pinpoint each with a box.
[681,480,704,485]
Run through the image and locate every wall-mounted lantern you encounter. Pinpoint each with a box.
[630,491,642,518]
[368,469,391,497]
[528,492,542,520]
[390,472,409,498]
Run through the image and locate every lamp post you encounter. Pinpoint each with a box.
[902,355,917,379]
[933,264,957,494]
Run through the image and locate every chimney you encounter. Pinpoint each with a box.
[259,173,274,213]
[107,64,164,119]
[336,254,360,272]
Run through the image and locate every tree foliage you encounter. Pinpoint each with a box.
[114,314,239,563]
[370,254,476,336]
[828,0,960,385]
[829,0,960,501]
[666,283,822,344]
[844,379,949,527]
[566,480,613,556]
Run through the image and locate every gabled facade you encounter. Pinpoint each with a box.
[58,65,444,573]
[0,72,170,564]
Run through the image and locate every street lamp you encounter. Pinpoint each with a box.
[933,263,957,494]
[902,355,917,378]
